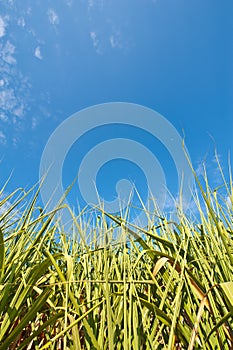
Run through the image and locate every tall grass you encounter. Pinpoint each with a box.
[0,158,232,349]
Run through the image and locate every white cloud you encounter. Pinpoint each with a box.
[5,0,14,5]
[47,8,59,25]
[34,46,43,60]
[0,192,24,222]
[31,116,38,129]
[90,31,97,42]
[25,7,32,16]
[0,89,17,111]
[0,41,16,65]
[0,39,31,134]
[13,104,25,118]
[0,113,8,123]
[88,0,104,11]
[0,131,7,145]
[0,16,7,38]
[90,31,102,54]
[17,17,26,27]
[87,3,132,54]
[88,0,95,9]
[195,161,204,177]
[0,3,41,144]
[90,27,129,54]
[110,33,122,49]
[65,0,73,6]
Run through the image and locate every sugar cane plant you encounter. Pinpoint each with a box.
[0,153,232,349]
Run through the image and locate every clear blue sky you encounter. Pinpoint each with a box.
[0,0,232,217]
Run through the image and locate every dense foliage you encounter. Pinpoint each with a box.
[0,158,232,349]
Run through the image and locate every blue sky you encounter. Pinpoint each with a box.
[0,0,232,218]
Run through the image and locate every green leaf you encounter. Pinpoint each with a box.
[219,282,233,309]
[206,310,233,342]
[0,288,52,350]
[0,228,5,281]
[17,311,65,350]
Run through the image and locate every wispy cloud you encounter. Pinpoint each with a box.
[90,31,102,54]
[31,116,38,130]
[47,8,59,25]
[195,161,204,177]
[0,39,31,142]
[17,17,26,28]
[163,192,198,215]
[0,192,24,223]
[65,0,73,6]
[87,0,104,11]
[0,131,7,145]
[90,27,131,54]
[88,0,95,10]
[1,41,16,64]
[0,114,8,123]
[87,2,132,54]
[0,87,27,126]
[0,2,51,145]
[34,46,43,60]
[0,16,7,38]
[195,154,225,187]
[109,33,122,49]
[0,89,17,111]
